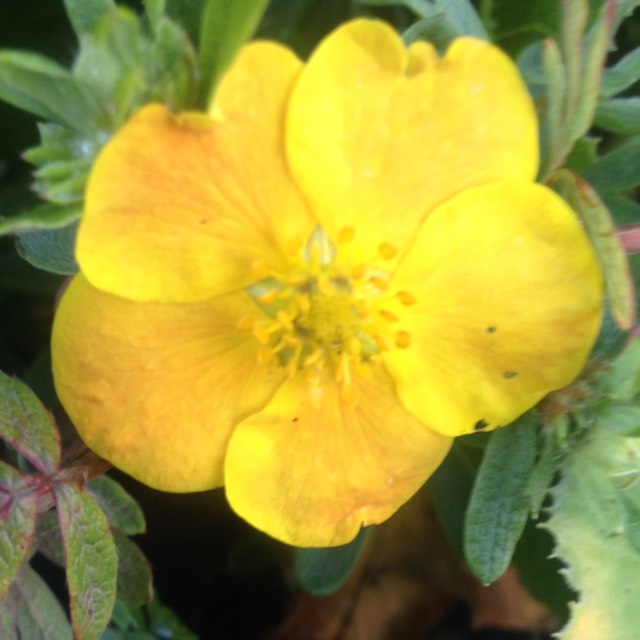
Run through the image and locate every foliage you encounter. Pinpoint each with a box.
[1,0,640,637]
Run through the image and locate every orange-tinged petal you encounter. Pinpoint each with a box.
[383,181,603,437]
[52,275,285,491]
[78,42,314,303]
[287,19,538,262]
[224,367,452,547]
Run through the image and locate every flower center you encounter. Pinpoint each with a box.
[241,227,415,406]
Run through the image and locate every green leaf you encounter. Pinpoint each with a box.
[571,0,615,140]
[54,482,118,640]
[526,426,561,518]
[597,404,640,436]
[600,46,640,98]
[86,476,146,536]
[0,50,105,131]
[0,370,61,474]
[295,528,369,596]
[198,0,269,104]
[0,562,73,640]
[34,510,65,567]
[63,0,117,33]
[464,412,537,584]
[0,202,81,237]
[113,532,153,607]
[595,338,640,402]
[144,0,166,31]
[594,98,640,135]
[582,140,640,194]
[16,222,79,276]
[540,38,566,176]
[546,428,640,640]
[428,441,477,559]
[0,462,37,601]
[549,169,636,331]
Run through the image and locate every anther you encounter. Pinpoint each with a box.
[258,347,276,365]
[397,290,417,305]
[251,259,271,280]
[378,242,398,260]
[395,330,412,349]
[276,310,294,332]
[338,226,356,245]
[379,309,399,323]
[237,316,254,332]
[258,290,279,305]
[369,276,389,291]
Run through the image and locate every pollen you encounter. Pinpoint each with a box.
[244,227,416,405]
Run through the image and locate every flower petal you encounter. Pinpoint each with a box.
[383,181,603,437]
[224,367,452,547]
[287,19,538,262]
[78,42,314,303]
[52,275,284,491]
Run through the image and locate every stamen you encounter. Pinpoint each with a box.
[338,225,356,245]
[369,276,389,291]
[395,330,412,349]
[378,242,398,260]
[237,316,254,332]
[258,347,276,365]
[397,290,417,305]
[251,259,271,280]
[379,309,399,323]
[258,289,280,305]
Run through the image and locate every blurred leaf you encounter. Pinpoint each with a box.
[600,46,640,98]
[594,98,640,135]
[526,426,561,518]
[550,169,636,330]
[571,0,615,140]
[0,203,81,236]
[144,0,166,30]
[0,461,37,601]
[16,221,79,276]
[86,476,146,536]
[113,532,153,607]
[540,38,566,175]
[0,562,73,640]
[54,482,118,640]
[598,404,640,436]
[428,440,477,559]
[547,428,640,640]
[0,370,60,474]
[582,140,640,193]
[199,0,269,104]
[594,338,640,402]
[295,528,369,596]
[145,595,197,639]
[63,0,116,34]
[165,0,208,48]
[565,136,600,173]
[34,510,65,567]
[464,412,537,585]
[0,50,105,131]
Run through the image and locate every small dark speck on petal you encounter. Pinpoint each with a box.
[474,419,489,431]
[503,371,518,379]
[486,326,497,334]
[292,417,299,423]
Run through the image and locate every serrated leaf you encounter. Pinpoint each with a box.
[600,46,640,98]
[0,562,73,640]
[64,0,117,33]
[16,222,79,276]
[54,482,118,640]
[546,428,640,640]
[582,140,640,194]
[0,370,61,475]
[199,0,269,104]
[86,476,145,536]
[295,528,369,596]
[594,98,640,135]
[527,427,561,518]
[464,412,537,584]
[113,532,153,607]
[0,202,81,236]
[549,169,636,330]
[0,462,37,601]
[0,50,105,131]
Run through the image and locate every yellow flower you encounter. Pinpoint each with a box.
[51,19,603,547]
